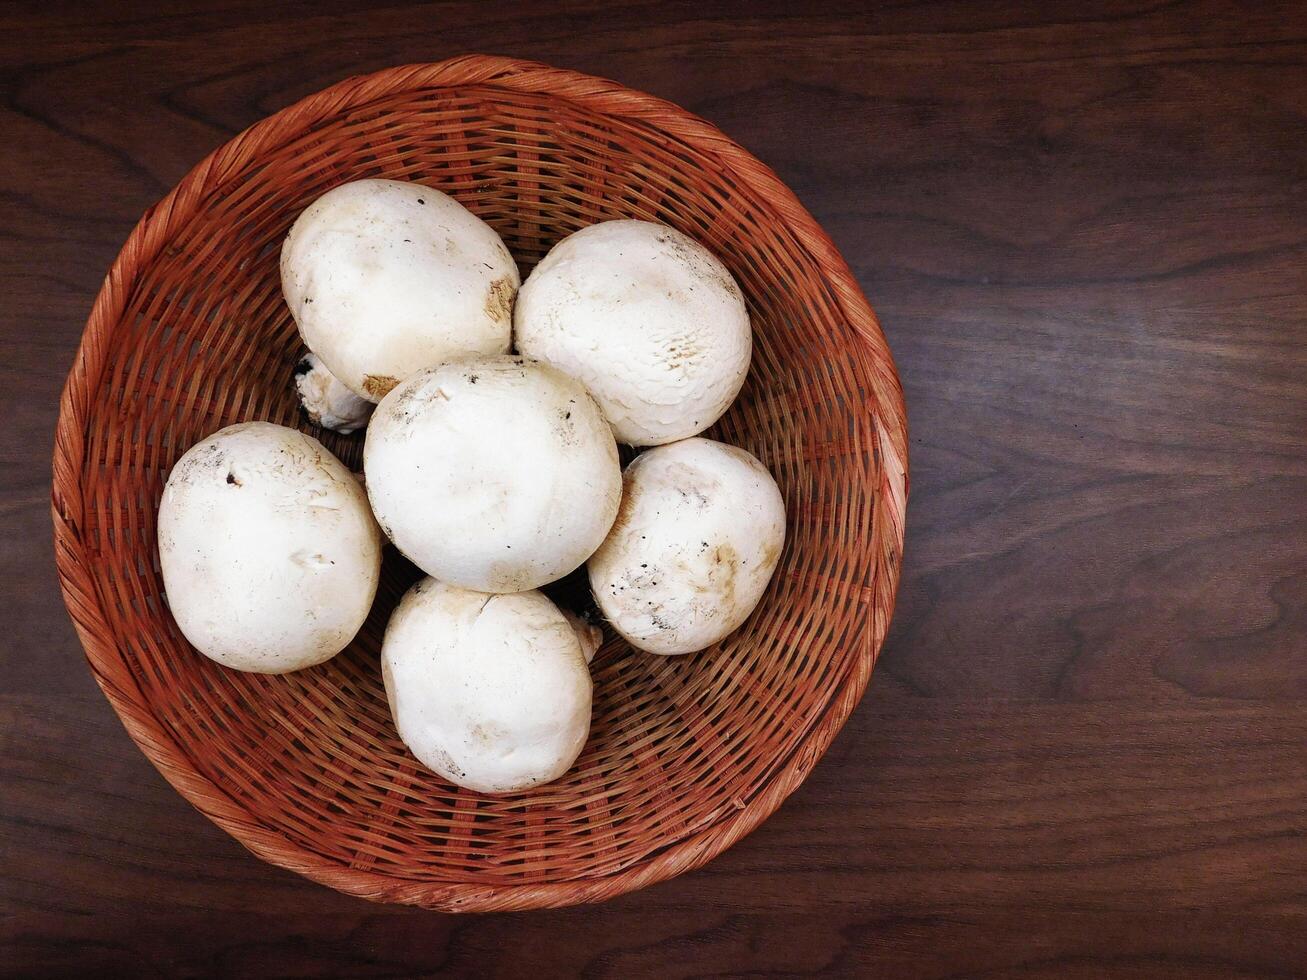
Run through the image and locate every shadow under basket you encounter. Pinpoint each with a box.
[51,56,908,912]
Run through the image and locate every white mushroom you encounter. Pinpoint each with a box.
[588,437,785,655]
[294,352,374,434]
[281,178,519,402]
[514,219,751,446]
[382,578,592,794]
[157,422,382,673]
[364,355,622,593]
[560,609,602,665]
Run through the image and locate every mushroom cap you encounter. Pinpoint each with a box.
[382,578,593,794]
[281,179,518,402]
[157,422,382,673]
[364,355,622,593]
[514,219,751,446]
[588,437,785,655]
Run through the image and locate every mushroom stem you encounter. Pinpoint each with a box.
[295,353,374,434]
[561,609,603,664]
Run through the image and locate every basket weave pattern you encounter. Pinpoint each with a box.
[51,56,908,912]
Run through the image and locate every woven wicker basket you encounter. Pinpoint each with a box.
[51,56,907,912]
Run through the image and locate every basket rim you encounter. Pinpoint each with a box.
[51,54,909,913]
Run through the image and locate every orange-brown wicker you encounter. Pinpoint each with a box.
[51,56,908,912]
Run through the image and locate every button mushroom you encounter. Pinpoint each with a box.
[587,437,785,655]
[157,422,382,673]
[382,577,593,794]
[514,219,751,446]
[364,355,622,593]
[281,178,519,403]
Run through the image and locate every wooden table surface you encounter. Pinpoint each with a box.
[5,2,1307,975]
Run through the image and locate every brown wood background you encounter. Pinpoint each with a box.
[5,1,1307,976]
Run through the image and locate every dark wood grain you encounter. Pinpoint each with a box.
[5,0,1307,975]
